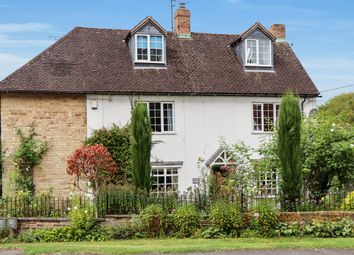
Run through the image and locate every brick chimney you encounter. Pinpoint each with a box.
[269,24,286,41]
[174,3,191,38]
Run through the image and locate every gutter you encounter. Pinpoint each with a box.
[0,89,321,98]
[301,97,307,112]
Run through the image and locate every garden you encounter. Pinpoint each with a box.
[0,94,353,251]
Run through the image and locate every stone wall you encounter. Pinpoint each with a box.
[16,218,70,231]
[4,216,130,232]
[5,211,354,233]
[1,93,87,196]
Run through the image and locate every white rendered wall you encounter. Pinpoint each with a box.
[86,95,317,191]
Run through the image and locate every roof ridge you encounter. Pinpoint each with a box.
[74,26,130,32]
[76,26,240,37]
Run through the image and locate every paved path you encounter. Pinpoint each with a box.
[0,249,353,255]
[0,250,22,255]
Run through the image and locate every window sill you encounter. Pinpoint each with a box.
[245,64,273,67]
[152,132,177,136]
[134,60,166,64]
[252,131,273,135]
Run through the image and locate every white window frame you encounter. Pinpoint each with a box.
[252,103,280,133]
[256,170,279,198]
[151,166,179,194]
[135,34,165,63]
[245,39,272,67]
[145,101,175,134]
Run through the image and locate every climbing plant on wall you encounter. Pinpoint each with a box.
[8,123,50,196]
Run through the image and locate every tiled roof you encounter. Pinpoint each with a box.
[0,27,319,96]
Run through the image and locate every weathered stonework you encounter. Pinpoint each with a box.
[3,211,354,233]
[1,93,87,196]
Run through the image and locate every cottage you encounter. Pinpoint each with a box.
[0,4,319,196]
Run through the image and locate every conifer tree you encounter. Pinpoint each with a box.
[277,92,302,209]
[130,102,152,192]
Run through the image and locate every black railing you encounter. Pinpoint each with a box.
[0,190,352,218]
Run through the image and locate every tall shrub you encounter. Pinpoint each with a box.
[130,102,152,192]
[277,92,302,208]
[86,125,131,185]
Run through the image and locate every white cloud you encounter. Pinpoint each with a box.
[0,22,53,33]
[0,22,55,48]
[303,59,354,70]
[0,53,29,80]
[0,38,54,47]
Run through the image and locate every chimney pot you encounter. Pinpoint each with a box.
[174,3,191,38]
[269,24,286,41]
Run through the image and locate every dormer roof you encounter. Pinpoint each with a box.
[125,16,168,41]
[229,22,276,47]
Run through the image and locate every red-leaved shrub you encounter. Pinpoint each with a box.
[67,144,116,196]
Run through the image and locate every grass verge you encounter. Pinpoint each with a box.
[1,237,354,255]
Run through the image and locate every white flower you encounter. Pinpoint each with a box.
[332,123,336,127]
[67,207,71,211]
[330,129,334,132]
[85,210,88,214]
[351,144,354,148]
[254,212,259,218]
[73,206,78,210]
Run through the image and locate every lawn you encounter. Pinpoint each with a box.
[1,238,354,255]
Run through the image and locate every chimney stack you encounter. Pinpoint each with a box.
[174,3,191,38]
[269,24,286,41]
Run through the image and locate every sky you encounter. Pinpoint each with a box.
[0,0,353,104]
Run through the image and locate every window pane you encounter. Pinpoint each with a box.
[259,39,271,65]
[253,104,262,131]
[275,104,280,119]
[257,170,278,197]
[137,36,148,60]
[151,167,179,194]
[263,103,274,132]
[246,40,257,64]
[163,103,174,132]
[149,102,162,132]
[150,36,163,62]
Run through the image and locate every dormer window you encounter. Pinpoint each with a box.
[245,38,271,66]
[135,34,164,63]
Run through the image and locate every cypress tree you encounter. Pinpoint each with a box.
[277,92,302,209]
[130,102,152,192]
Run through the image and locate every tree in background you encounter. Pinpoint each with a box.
[86,125,131,185]
[319,92,353,125]
[277,92,302,208]
[302,114,354,197]
[130,102,152,192]
[66,144,117,197]
[259,113,354,199]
